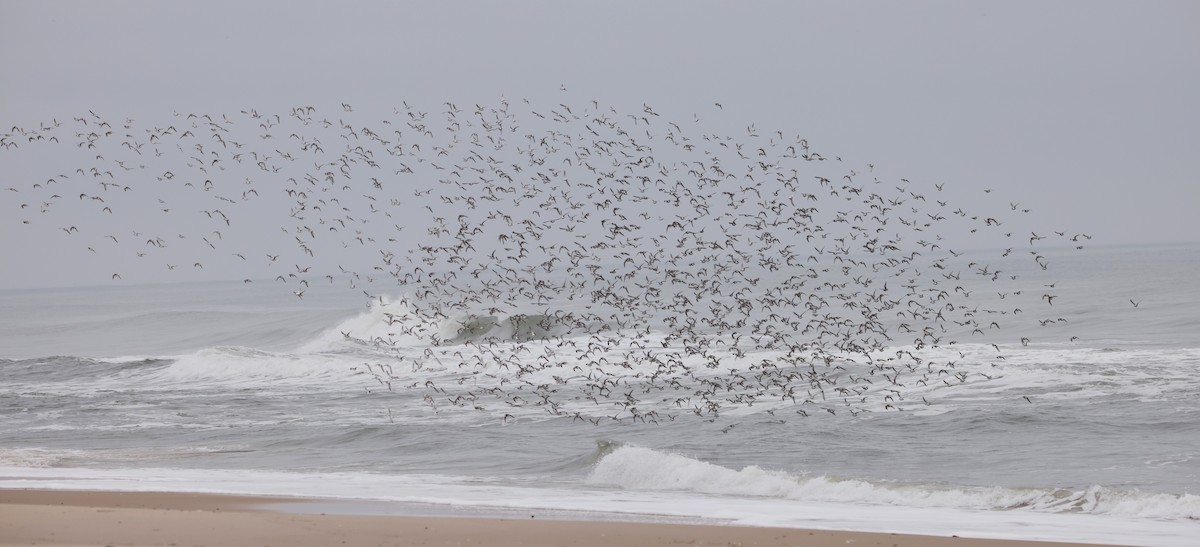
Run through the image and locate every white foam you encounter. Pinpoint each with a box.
[0,448,63,468]
[0,446,251,468]
[68,346,363,394]
[296,295,433,354]
[1,465,1196,546]
[586,445,1200,520]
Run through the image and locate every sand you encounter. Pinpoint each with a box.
[0,489,1111,547]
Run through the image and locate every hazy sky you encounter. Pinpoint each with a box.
[2,0,1197,289]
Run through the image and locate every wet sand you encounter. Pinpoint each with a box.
[0,489,1112,547]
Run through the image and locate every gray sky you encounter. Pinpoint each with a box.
[2,0,1198,289]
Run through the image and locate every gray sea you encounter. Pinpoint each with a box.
[2,242,1198,546]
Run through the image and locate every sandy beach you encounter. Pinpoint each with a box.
[0,489,1112,547]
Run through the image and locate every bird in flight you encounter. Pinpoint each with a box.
[0,95,1095,425]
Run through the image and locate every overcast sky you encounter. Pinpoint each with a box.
[1,0,1197,289]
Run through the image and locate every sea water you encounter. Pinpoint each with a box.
[1,242,1198,546]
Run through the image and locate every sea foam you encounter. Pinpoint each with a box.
[586,445,1200,520]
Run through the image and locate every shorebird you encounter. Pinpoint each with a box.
[1,95,1095,424]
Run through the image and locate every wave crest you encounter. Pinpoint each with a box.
[586,445,1200,520]
[439,312,580,343]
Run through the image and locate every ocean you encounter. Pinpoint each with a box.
[1,242,1197,546]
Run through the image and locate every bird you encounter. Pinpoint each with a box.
[0,95,1093,425]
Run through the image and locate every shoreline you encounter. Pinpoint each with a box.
[0,488,1111,547]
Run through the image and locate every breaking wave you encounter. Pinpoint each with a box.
[586,445,1200,520]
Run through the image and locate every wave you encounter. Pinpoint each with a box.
[0,448,63,468]
[586,445,1200,520]
[137,346,362,389]
[8,294,1197,420]
[299,295,609,353]
[0,349,365,393]
[0,446,253,468]
[0,356,174,383]
[438,312,599,344]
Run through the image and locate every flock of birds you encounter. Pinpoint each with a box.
[2,95,1094,423]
